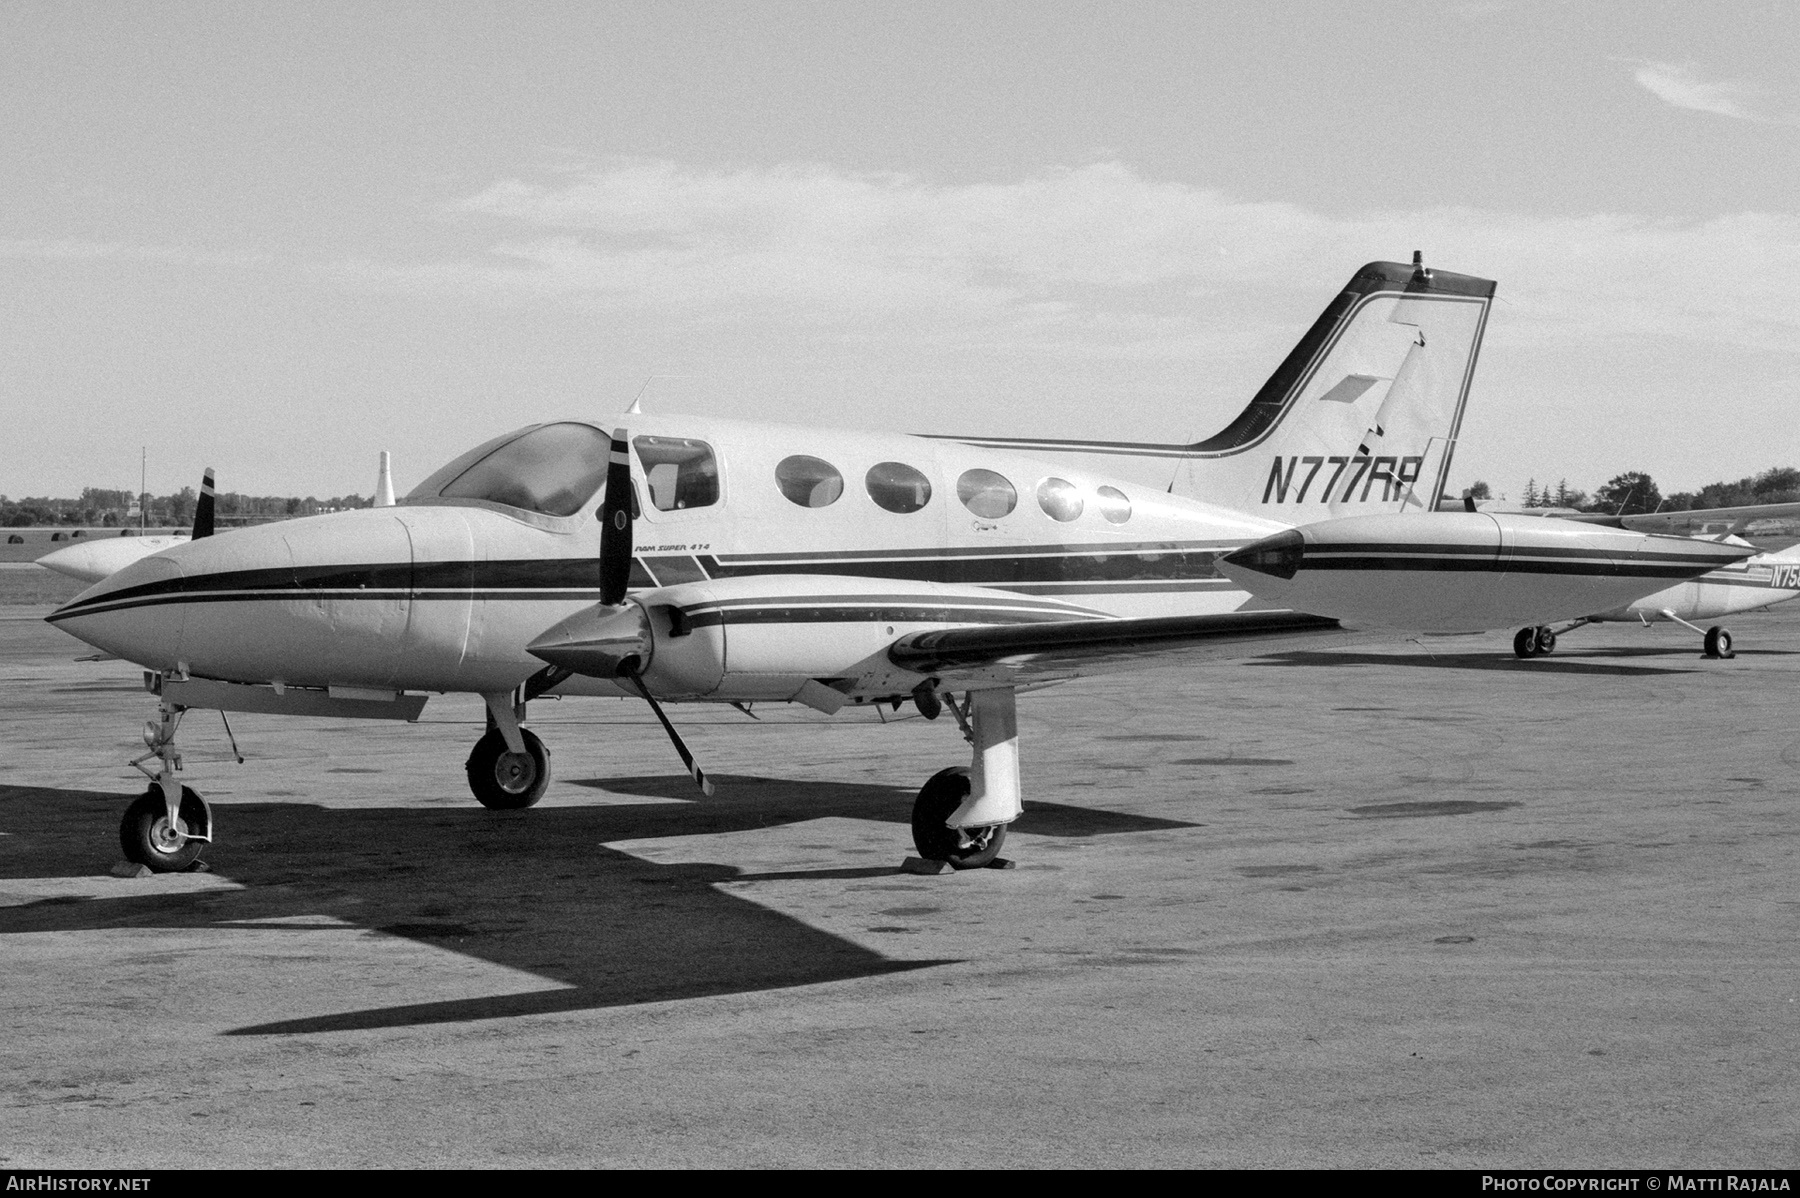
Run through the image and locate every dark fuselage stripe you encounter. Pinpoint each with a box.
[1302,556,1726,578]
[49,548,1237,621]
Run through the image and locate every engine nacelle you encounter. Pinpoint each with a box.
[1219,512,1754,631]
[529,574,1108,704]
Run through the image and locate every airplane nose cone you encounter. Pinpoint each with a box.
[527,603,652,678]
[46,551,189,670]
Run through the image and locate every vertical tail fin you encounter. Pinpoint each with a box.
[192,468,216,539]
[928,257,1495,517]
[1176,255,1494,515]
[373,451,396,507]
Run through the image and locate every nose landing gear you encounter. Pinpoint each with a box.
[121,691,213,872]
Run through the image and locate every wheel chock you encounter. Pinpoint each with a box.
[110,861,153,878]
[984,857,1015,870]
[900,856,948,875]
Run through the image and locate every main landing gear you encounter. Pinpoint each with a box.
[466,692,552,809]
[907,687,1021,870]
[120,692,214,872]
[1514,616,1736,659]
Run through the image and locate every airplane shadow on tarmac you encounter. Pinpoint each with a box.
[0,778,1193,1036]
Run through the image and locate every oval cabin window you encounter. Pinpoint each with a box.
[1096,485,1132,524]
[865,462,933,514]
[1036,477,1084,522]
[957,469,1017,519]
[775,455,845,508]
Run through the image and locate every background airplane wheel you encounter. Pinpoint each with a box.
[1512,627,1538,658]
[910,766,1006,870]
[1534,626,1557,655]
[1704,626,1734,659]
[466,727,551,809]
[119,785,208,872]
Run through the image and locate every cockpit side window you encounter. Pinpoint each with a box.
[634,436,720,511]
[433,423,612,517]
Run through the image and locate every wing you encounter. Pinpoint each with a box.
[1618,501,1800,537]
[886,608,1376,687]
[1520,502,1800,538]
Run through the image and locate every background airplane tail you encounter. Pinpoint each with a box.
[1173,256,1495,517]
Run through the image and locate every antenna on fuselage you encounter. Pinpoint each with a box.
[626,377,654,415]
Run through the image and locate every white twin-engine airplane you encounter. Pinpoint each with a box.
[46,258,1751,876]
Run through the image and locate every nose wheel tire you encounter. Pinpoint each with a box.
[910,766,1007,870]
[1534,626,1556,655]
[466,727,551,810]
[120,785,209,872]
[1704,626,1734,659]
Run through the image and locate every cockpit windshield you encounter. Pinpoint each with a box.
[408,422,612,517]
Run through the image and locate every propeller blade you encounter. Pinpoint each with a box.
[192,467,216,539]
[598,427,635,606]
[626,673,714,796]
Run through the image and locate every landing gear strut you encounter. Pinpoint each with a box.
[1654,608,1736,659]
[122,688,213,872]
[910,687,1020,869]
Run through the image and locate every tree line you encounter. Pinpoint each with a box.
[1467,466,1800,518]
[0,487,372,529]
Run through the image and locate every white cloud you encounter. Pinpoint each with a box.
[324,159,1800,364]
[1626,59,1782,124]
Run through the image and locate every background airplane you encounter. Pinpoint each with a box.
[1465,500,1800,659]
[43,259,1750,878]
[1513,539,1800,659]
[37,452,399,585]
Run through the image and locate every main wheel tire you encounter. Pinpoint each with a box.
[466,727,551,809]
[1704,626,1734,659]
[910,766,1007,870]
[1513,627,1538,658]
[120,785,209,872]
[1535,626,1557,655]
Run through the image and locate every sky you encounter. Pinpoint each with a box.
[3,0,1798,503]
